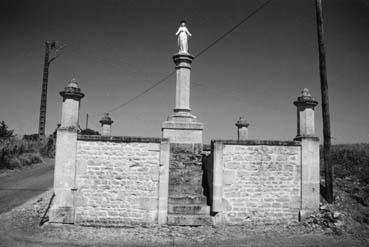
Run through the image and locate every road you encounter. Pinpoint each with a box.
[0,159,54,214]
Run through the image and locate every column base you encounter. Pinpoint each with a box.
[162,112,203,144]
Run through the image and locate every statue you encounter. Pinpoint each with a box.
[176,20,192,53]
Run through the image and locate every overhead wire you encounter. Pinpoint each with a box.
[194,0,274,59]
[89,0,274,117]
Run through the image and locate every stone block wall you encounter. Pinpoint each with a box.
[74,136,165,226]
[208,140,303,225]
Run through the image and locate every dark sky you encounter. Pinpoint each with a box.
[0,0,368,144]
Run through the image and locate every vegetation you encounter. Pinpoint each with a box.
[318,143,369,231]
[0,121,13,138]
[321,143,369,185]
[0,136,55,170]
[0,121,55,170]
[0,121,100,171]
[80,128,100,135]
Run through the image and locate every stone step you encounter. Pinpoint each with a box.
[167,214,213,226]
[169,161,203,170]
[168,195,207,205]
[168,204,210,215]
[169,185,203,195]
[169,168,203,177]
[169,176,202,186]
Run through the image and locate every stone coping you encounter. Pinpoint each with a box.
[77,135,167,143]
[211,139,302,146]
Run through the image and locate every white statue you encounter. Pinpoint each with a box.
[176,20,192,53]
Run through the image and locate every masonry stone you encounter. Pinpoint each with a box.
[50,79,84,224]
[75,139,162,226]
[235,117,249,141]
[294,88,318,139]
[207,141,303,225]
[293,89,320,218]
[99,113,113,136]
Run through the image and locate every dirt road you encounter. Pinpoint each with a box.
[0,159,54,214]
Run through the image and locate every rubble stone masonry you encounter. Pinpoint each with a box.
[74,137,161,226]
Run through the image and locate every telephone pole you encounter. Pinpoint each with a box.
[38,41,65,136]
[86,113,89,129]
[315,0,333,203]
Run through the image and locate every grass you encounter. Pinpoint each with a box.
[0,136,55,170]
[321,143,369,185]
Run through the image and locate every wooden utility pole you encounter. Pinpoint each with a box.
[86,113,89,129]
[38,41,65,136]
[315,0,333,203]
[38,42,51,136]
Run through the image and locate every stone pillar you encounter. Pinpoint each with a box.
[235,117,249,141]
[293,88,320,219]
[162,52,204,144]
[294,88,318,139]
[99,113,113,136]
[50,79,84,224]
[157,140,170,224]
[212,141,224,213]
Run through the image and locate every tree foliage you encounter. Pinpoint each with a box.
[80,128,100,135]
[0,121,13,138]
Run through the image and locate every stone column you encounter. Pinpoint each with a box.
[173,53,193,113]
[293,88,320,219]
[50,79,84,223]
[235,117,249,141]
[99,113,113,136]
[294,88,318,139]
[162,52,204,144]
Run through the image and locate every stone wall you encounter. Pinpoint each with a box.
[209,140,302,225]
[74,136,165,226]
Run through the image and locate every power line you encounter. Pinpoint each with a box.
[194,0,274,58]
[90,0,274,116]
[108,71,176,113]
[89,70,175,117]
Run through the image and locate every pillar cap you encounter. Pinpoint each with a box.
[99,113,113,126]
[172,53,194,69]
[60,79,85,101]
[294,88,318,108]
[235,117,249,128]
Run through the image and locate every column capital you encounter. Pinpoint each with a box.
[99,113,113,126]
[172,53,194,69]
[293,88,318,109]
[60,79,85,101]
[235,117,249,128]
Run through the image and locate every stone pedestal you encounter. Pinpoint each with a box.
[162,53,203,144]
[293,89,320,219]
[99,113,113,136]
[235,117,249,141]
[50,79,84,224]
